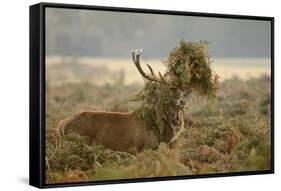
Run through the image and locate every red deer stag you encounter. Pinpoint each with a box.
[58,48,187,153]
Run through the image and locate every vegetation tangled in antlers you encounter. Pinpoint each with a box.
[165,40,219,99]
[131,40,220,140]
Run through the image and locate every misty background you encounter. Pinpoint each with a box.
[46,8,271,59]
[45,8,271,86]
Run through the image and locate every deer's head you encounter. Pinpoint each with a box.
[132,48,191,111]
[132,41,220,107]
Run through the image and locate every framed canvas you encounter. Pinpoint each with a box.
[29,2,274,188]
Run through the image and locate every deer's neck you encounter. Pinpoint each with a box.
[160,108,183,143]
[135,105,183,143]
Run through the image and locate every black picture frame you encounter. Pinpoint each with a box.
[29,2,275,189]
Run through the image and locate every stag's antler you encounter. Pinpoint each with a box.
[132,48,166,83]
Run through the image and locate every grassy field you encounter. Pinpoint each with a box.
[45,58,271,184]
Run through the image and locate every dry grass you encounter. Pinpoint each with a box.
[45,72,271,183]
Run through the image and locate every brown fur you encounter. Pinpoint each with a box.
[58,111,159,153]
